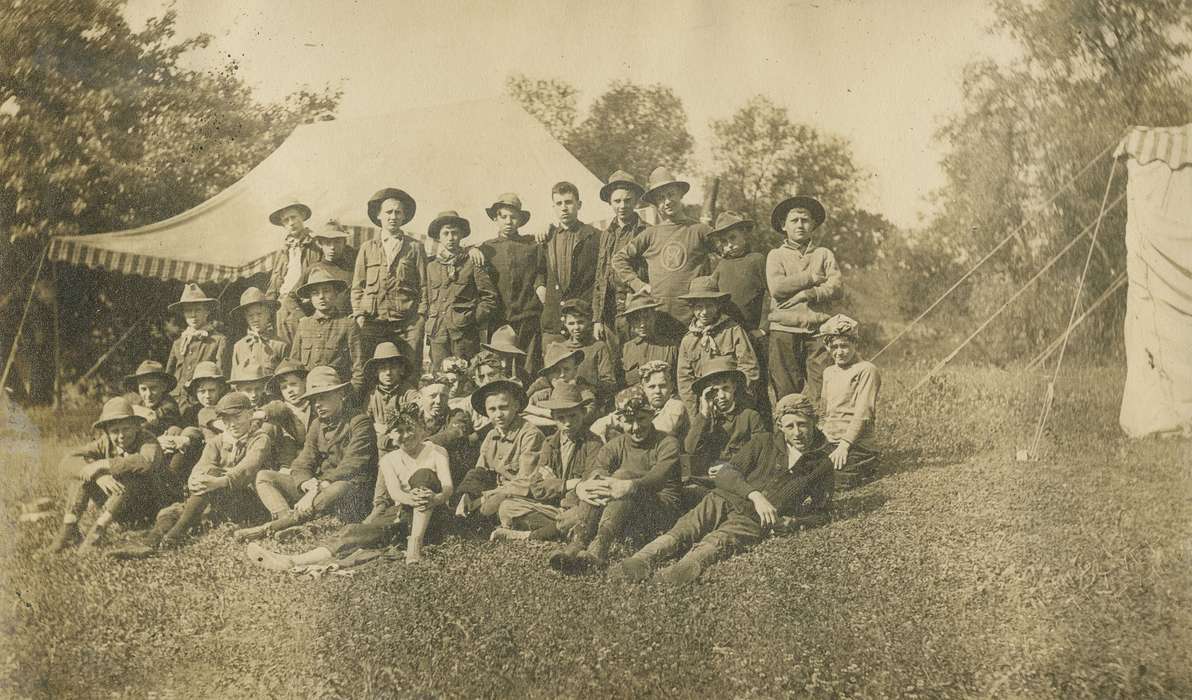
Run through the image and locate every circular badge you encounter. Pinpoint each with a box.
[660,241,687,272]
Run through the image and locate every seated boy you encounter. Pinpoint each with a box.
[440,356,475,403]
[816,315,881,489]
[235,366,377,540]
[618,291,677,387]
[548,386,682,574]
[480,325,531,386]
[610,393,833,585]
[591,360,688,444]
[165,283,230,413]
[684,357,766,479]
[525,345,597,428]
[48,398,167,551]
[231,286,289,372]
[124,359,183,436]
[490,382,600,542]
[362,341,419,451]
[246,402,453,568]
[545,298,617,407]
[227,361,276,408]
[676,277,760,412]
[109,392,274,557]
[289,268,365,393]
[155,360,226,504]
[454,379,546,520]
[258,360,311,470]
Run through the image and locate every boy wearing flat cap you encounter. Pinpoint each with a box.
[675,276,760,411]
[231,287,289,372]
[289,268,365,393]
[592,170,649,348]
[352,187,428,368]
[610,392,833,585]
[425,210,499,368]
[265,198,321,337]
[165,283,230,413]
[767,194,842,403]
[479,193,548,374]
[236,366,377,540]
[817,314,881,488]
[48,398,168,551]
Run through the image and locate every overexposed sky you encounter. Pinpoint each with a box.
[123,0,1019,228]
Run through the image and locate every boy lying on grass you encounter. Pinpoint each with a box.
[246,402,453,568]
[609,393,833,585]
[817,314,882,489]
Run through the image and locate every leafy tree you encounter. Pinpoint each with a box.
[568,80,694,181]
[505,73,578,144]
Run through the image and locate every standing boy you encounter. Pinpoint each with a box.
[675,277,760,411]
[537,182,600,347]
[289,268,365,393]
[165,283,230,413]
[231,287,288,372]
[592,170,649,348]
[308,221,358,319]
[479,193,547,373]
[425,210,499,368]
[265,198,321,339]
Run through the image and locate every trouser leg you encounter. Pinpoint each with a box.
[254,470,302,516]
[768,331,805,400]
[803,338,830,405]
[513,316,543,375]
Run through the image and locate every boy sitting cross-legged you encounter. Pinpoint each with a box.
[124,359,183,436]
[246,401,453,568]
[235,366,377,541]
[610,393,833,585]
[165,283,230,413]
[816,314,881,489]
[454,379,546,521]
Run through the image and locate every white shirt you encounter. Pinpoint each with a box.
[378,441,450,503]
[279,241,305,295]
[381,233,405,269]
[786,442,804,470]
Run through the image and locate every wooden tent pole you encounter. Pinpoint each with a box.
[52,258,62,409]
[0,243,49,395]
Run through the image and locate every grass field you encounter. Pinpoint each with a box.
[1,366,1189,698]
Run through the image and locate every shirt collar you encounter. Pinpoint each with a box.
[492,416,524,441]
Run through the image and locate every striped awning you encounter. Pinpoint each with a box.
[1115,123,1192,169]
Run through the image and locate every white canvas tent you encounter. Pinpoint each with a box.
[47,97,605,282]
[1115,124,1192,437]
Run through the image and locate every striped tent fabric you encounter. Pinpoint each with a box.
[1114,123,1192,169]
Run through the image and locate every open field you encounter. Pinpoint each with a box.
[1,366,1189,698]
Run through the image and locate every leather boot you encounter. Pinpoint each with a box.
[656,542,721,585]
[609,535,680,583]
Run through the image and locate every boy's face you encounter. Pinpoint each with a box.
[552,192,580,227]
[620,412,654,444]
[308,284,338,312]
[311,390,346,421]
[222,408,255,439]
[439,225,466,253]
[690,300,721,326]
[182,304,210,329]
[313,236,344,261]
[232,379,268,406]
[194,379,224,408]
[783,207,818,245]
[484,392,518,431]
[448,410,474,435]
[703,377,737,414]
[420,383,448,420]
[475,364,504,387]
[549,356,579,383]
[827,336,858,367]
[379,198,407,235]
[138,378,168,407]
[244,305,273,333]
[608,188,638,223]
[277,374,306,404]
[652,184,685,220]
[561,313,589,342]
[376,360,404,388]
[394,422,425,453]
[716,229,749,258]
[627,310,655,339]
[494,207,521,237]
[105,418,141,452]
[551,405,586,437]
[640,371,672,409]
[279,208,306,236]
[778,413,815,451]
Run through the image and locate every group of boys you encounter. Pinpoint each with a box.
[49,166,881,584]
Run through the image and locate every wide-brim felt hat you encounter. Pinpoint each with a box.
[600,170,645,203]
[692,357,747,397]
[297,366,351,402]
[311,220,350,240]
[92,397,146,431]
[679,276,731,302]
[269,198,313,226]
[481,325,526,356]
[427,210,471,241]
[364,341,414,378]
[367,187,417,227]
[185,361,227,392]
[485,193,531,226]
[268,359,308,392]
[470,378,527,416]
[641,167,690,205]
[538,345,584,378]
[708,211,756,240]
[620,290,662,317]
[229,362,273,385]
[123,360,178,393]
[296,268,349,298]
[168,283,219,312]
[771,195,826,232]
[233,286,280,315]
[538,380,590,411]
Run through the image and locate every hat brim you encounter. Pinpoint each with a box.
[600,180,645,204]
[539,396,587,411]
[642,180,690,205]
[481,340,527,356]
[709,220,756,239]
[295,278,349,298]
[679,291,731,302]
[364,354,414,378]
[167,298,218,313]
[269,203,313,226]
[123,371,178,393]
[233,298,281,315]
[619,302,662,318]
[367,190,417,227]
[692,368,747,398]
[428,216,471,241]
[485,204,531,227]
[297,380,351,402]
[771,196,826,233]
[538,349,585,378]
[92,413,146,431]
[185,374,227,393]
[470,379,527,415]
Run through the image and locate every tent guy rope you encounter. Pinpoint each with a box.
[1025,273,1127,372]
[0,242,50,394]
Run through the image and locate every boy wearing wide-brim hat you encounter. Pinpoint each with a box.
[231,286,289,373]
[545,298,617,409]
[237,366,378,541]
[165,283,230,413]
[708,211,771,335]
[124,359,184,436]
[479,193,548,374]
[524,344,597,429]
[593,170,649,350]
[362,341,420,451]
[454,379,546,521]
[610,392,833,586]
[307,221,358,320]
[816,314,881,489]
[179,360,227,426]
[683,356,766,481]
[352,186,429,370]
[611,167,716,342]
[425,210,500,369]
[290,268,365,392]
[547,385,683,575]
[48,397,168,552]
[618,290,678,387]
[265,197,321,338]
[227,361,277,408]
[258,359,311,469]
[766,194,841,405]
[480,324,531,385]
[675,276,760,411]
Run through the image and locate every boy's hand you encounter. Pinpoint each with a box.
[189,473,226,495]
[749,491,778,528]
[535,286,547,305]
[355,316,367,329]
[830,443,850,470]
[467,246,486,265]
[750,328,767,339]
[533,229,551,244]
[592,322,606,340]
[699,387,720,419]
[294,489,317,515]
[576,477,611,506]
[82,460,109,482]
[605,478,636,500]
[96,475,125,497]
[300,478,320,493]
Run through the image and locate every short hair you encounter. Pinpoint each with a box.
[418,373,450,390]
[551,181,580,200]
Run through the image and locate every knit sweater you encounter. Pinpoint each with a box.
[820,360,881,451]
[585,429,682,503]
[711,252,770,331]
[765,244,842,334]
[480,234,547,323]
[611,219,713,325]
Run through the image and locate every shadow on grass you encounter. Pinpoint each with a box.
[830,490,888,525]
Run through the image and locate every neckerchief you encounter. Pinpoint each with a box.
[688,316,729,354]
[180,327,210,354]
[285,232,310,250]
[435,248,467,281]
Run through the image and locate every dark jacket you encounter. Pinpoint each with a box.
[592,215,648,326]
[529,430,602,504]
[714,431,834,520]
[289,410,378,488]
[711,252,771,332]
[288,310,365,391]
[540,222,600,333]
[480,234,547,324]
[266,236,322,306]
[685,405,767,477]
[425,254,499,341]
[351,235,428,323]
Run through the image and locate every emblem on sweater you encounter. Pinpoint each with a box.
[660,241,687,272]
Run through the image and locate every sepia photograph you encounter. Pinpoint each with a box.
[1,0,1189,696]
